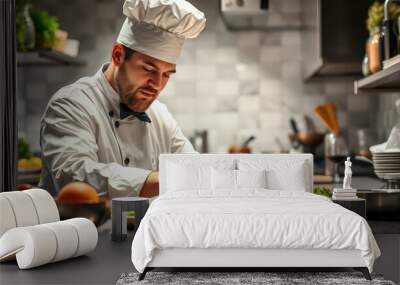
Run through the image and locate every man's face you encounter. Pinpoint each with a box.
[115,51,176,112]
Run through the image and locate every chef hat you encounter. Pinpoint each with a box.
[117,0,206,64]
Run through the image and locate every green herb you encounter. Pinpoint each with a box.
[31,8,59,49]
[18,137,32,160]
[313,186,332,198]
[367,1,400,33]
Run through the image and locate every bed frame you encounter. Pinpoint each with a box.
[138,154,372,281]
[139,249,371,280]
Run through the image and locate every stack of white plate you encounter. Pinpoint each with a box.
[372,152,400,180]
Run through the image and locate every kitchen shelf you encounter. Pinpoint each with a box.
[17,49,86,66]
[354,61,400,95]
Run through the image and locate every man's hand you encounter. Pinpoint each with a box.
[139,172,159,197]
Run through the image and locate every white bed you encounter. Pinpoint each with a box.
[131,154,380,280]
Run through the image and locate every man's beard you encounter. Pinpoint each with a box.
[116,65,158,112]
[122,87,158,112]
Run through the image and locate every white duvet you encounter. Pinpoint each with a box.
[131,190,380,273]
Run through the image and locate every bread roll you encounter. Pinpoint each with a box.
[58,182,100,204]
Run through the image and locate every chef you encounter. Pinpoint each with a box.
[39,0,206,198]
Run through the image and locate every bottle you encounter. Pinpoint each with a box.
[368,27,382,73]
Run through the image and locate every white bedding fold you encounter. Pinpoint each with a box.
[131,190,380,273]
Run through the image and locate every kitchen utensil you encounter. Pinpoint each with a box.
[356,129,372,158]
[288,132,325,154]
[289,118,301,150]
[314,103,339,134]
[228,135,255,153]
[289,118,299,134]
[372,151,400,180]
[242,135,255,147]
[289,132,325,146]
[189,130,208,153]
[324,132,349,182]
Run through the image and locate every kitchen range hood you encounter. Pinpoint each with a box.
[302,0,374,80]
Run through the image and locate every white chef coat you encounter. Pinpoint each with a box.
[39,64,195,197]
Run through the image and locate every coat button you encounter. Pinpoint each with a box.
[114,121,120,128]
[124,157,130,165]
[108,111,114,117]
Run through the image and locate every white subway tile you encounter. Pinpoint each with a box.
[216,80,239,96]
[260,46,283,62]
[238,96,260,113]
[196,65,217,80]
[216,47,238,63]
[236,63,259,80]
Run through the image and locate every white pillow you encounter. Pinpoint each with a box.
[238,159,307,191]
[266,165,306,191]
[167,163,211,191]
[211,169,236,190]
[211,169,268,190]
[165,158,236,193]
[237,169,267,189]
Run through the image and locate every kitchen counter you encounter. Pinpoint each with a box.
[314,175,384,190]
[0,222,134,285]
[1,176,399,285]
[316,175,400,225]
[369,221,400,235]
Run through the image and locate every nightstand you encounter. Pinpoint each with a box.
[332,198,366,218]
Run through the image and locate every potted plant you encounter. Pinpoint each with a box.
[30,8,60,49]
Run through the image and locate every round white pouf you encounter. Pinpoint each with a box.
[42,221,79,262]
[1,191,39,227]
[0,225,57,269]
[0,219,98,269]
[0,196,17,237]
[65,218,98,257]
[24,188,60,224]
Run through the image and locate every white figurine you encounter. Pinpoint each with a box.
[342,157,352,190]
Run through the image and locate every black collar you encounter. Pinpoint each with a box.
[119,103,151,123]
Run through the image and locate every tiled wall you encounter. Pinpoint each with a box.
[18,0,388,154]
[376,93,400,142]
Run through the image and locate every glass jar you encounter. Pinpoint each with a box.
[367,28,382,74]
[362,52,371,77]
